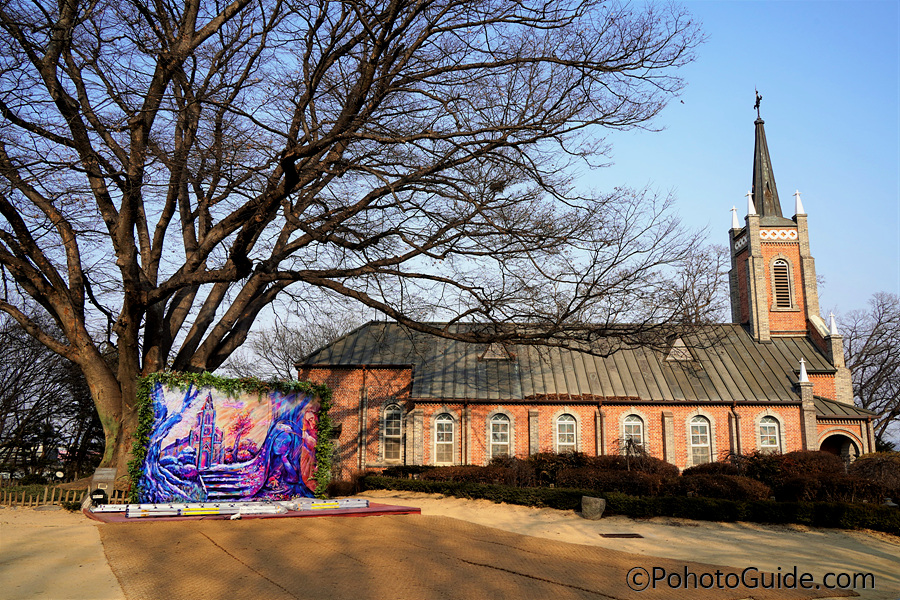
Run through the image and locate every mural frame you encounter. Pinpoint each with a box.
[129,372,333,502]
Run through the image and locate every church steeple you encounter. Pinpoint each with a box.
[729,98,821,343]
[727,99,854,405]
[751,116,783,218]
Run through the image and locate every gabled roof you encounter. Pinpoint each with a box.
[814,396,875,419]
[300,322,837,404]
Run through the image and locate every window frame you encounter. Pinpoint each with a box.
[382,403,403,462]
[434,413,455,465]
[623,414,644,454]
[689,415,712,466]
[489,414,511,459]
[758,415,781,454]
[556,413,577,454]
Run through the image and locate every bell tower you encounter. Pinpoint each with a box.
[727,101,853,405]
[728,113,822,342]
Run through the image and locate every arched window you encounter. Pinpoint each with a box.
[383,404,402,461]
[772,259,793,308]
[690,416,711,465]
[623,415,644,453]
[490,414,510,459]
[557,414,576,453]
[759,416,780,453]
[435,413,455,464]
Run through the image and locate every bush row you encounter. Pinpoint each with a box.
[399,451,898,504]
[361,475,900,535]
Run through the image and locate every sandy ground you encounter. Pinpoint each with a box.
[359,491,900,600]
[0,505,123,600]
[1,494,898,600]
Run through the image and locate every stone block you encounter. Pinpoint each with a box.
[581,496,606,520]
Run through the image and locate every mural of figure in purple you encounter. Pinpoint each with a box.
[256,396,318,498]
[300,401,320,492]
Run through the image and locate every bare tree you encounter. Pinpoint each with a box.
[0,314,103,479]
[222,312,361,380]
[0,0,706,476]
[674,244,730,324]
[840,292,900,450]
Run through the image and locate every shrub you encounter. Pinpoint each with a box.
[727,450,785,488]
[726,450,845,488]
[380,465,436,479]
[488,456,535,487]
[556,468,666,497]
[682,461,741,477]
[848,453,900,496]
[17,473,47,485]
[780,451,846,478]
[420,465,513,485]
[360,476,900,535]
[527,452,590,485]
[668,474,771,501]
[361,475,587,510]
[776,474,886,504]
[585,454,680,478]
[327,470,371,497]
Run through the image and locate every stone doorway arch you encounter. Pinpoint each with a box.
[819,434,860,463]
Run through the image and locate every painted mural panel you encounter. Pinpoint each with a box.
[139,381,320,503]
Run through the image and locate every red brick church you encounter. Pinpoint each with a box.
[297,114,876,477]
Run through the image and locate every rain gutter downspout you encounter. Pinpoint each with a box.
[730,400,742,456]
[358,368,367,471]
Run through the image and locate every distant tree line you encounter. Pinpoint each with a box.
[840,292,900,451]
[0,314,103,481]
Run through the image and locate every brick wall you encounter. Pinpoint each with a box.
[808,373,836,401]
[599,405,804,470]
[760,241,807,334]
[296,366,412,477]
[299,366,827,474]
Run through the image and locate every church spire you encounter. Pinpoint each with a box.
[751,93,783,218]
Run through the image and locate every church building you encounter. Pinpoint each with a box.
[297,113,876,477]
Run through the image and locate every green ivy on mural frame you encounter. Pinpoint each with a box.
[128,371,333,502]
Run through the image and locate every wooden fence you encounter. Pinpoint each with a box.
[0,487,130,507]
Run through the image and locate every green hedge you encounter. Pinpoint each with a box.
[361,476,900,535]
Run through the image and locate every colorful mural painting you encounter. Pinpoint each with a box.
[138,379,324,503]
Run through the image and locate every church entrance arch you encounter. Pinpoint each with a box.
[819,434,860,462]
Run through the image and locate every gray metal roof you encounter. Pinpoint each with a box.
[814,396,875,419]
[300,322,841,405]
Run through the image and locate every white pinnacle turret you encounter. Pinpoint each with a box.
[794,190,805,215]
[731,206,739,229]
[829,312,840,336]
[746,191,757,216]
[798,358,809,383]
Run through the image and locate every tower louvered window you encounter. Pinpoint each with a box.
[773,259,792,308]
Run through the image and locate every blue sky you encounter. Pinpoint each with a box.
[582,0,900,317]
